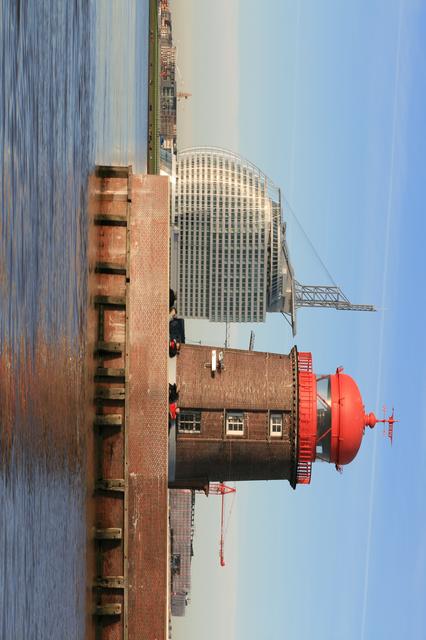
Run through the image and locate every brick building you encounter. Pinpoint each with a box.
[170,343,388,491]
[171,344,298,488]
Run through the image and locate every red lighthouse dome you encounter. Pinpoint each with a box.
[330,370,366,465]
[296,353,394,485]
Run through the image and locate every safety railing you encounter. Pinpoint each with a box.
[297,352,315,484]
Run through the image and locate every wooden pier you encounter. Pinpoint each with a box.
[89,166,170,639]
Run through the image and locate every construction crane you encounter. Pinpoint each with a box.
[207,482,236,567]
[294,281,375,312]
[281,280,375,336]
[278,197,376,335]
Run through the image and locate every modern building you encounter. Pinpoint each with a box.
[169,489,195,617]
[173,147,290,323]
[169,344,396,490]
[172,147,374,332]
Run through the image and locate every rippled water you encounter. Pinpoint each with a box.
[0,1,148,637]
[95,0,149,171]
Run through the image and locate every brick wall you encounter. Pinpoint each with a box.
[90,170,170,640]
[127,175,169,640]
[173,345,296,484]
[176,345,294,410]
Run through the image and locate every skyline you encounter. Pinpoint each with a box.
[171,1,426,639]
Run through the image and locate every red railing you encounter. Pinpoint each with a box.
[297,352,316,485]
[298,351,313,373]
[296,460,312,484]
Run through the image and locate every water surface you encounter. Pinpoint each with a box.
[0,1,148,637]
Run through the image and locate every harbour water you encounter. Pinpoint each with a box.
[0,1,149,637]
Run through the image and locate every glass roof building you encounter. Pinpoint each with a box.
[172,147,295,323]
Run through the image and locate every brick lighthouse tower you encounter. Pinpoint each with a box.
[169,344,393,490]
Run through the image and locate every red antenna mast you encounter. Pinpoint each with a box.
[365,407,399,445]
[379,406,398,445]
[207,482,236,566]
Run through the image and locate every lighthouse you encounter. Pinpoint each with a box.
[169,344,393,490]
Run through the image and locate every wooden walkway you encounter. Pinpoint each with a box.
[90,166,169,640]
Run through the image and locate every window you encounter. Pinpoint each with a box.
[316,376,331,461]
[171,553,181,575]
[226,411,244,435]
[178,411,201,433]
[270,413,283,436]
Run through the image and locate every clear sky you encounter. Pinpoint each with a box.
[171,1,426,638]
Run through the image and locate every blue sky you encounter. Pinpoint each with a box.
[172,1,426,638]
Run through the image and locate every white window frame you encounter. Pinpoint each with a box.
[226,411,244,435]
[178,411,201,433]
[270,412,283,437]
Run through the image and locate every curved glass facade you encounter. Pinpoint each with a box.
[173,147,291,323]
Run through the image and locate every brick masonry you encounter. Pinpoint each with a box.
[173,344,297,483]
[127,175,169,640]
[177,345,294,410]
[89,170,170,640]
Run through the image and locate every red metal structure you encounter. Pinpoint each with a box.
[296,352,398,483]
[207,483,236,566]
[365,406,398,445]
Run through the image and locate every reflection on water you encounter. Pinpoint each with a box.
[95,0,149,172]
[0,344,88,639]
[0,0,94,636]
[0,1,94,350]
[0,0,148,637]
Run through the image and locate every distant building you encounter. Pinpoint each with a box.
[169,489,195,617]
[172,146,374,330]
[159,0,176,152]
[173,147,294,323]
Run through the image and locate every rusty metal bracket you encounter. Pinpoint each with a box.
[94,414,123,428]
[94,576,125,589]
[95,478,125,493]
[95,528,122,540]
[95,604,122,616]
